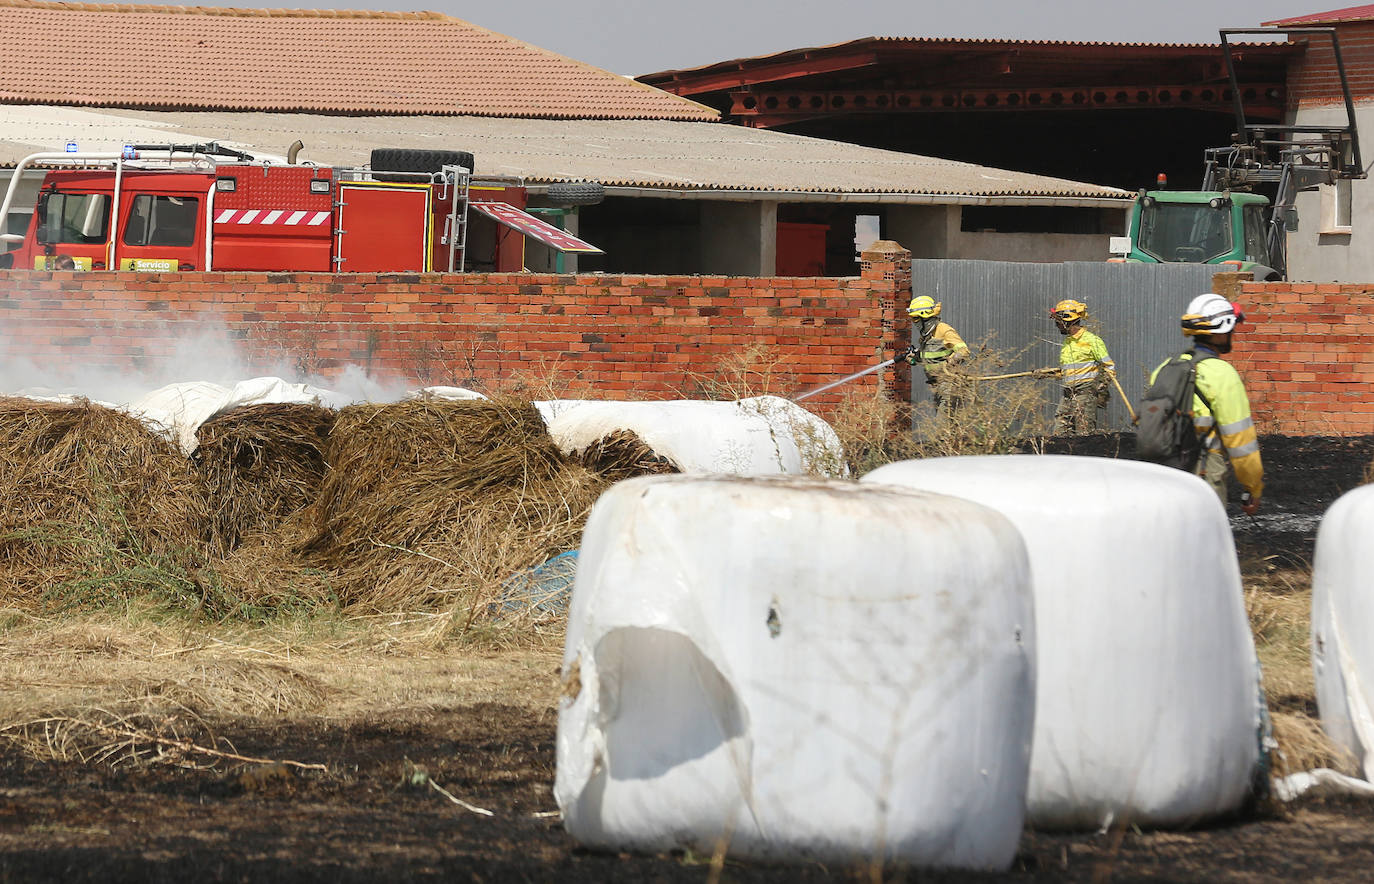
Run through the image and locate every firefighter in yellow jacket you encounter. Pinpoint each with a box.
[1051,299,1114,435]
[1150,293,1263,514]
[901,295,969,417]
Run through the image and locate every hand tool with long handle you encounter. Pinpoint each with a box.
[1108,372,1138,424]
[969,367,1061,381]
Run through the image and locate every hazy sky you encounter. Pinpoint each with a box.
[137,0,1325,75]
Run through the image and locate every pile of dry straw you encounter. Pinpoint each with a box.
[0,395,675,621]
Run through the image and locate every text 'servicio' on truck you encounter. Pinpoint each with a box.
[0,144,603,272]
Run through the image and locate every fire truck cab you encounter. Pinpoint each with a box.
[0,144,600,273]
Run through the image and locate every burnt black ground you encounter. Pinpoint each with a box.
[1032,432,1374,566]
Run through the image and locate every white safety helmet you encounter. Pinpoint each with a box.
[1182,293,1244,336]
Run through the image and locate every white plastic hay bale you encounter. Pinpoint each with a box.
[555,474,1035,868]
[863,455,1263,830]
[1312,485,1374,780]
[130,377,347,454]
[535,395,846,477]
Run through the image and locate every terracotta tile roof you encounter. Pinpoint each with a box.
[1265,5,1374,26]
[0,0,717,120]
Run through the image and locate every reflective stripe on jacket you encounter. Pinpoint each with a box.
[1151,348,1264,499]
[920,321,969,377]
[1059,329,1114,387]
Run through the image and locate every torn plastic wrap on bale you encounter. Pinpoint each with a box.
[863,455,1265,830]
[555,475,1035,869]
[131,377,351,454]
[535,396,846,477]
[1312,485,1374,781]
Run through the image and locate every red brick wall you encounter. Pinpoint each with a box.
[0,247,910,409]
[1285,23,1374,108]
[1231,280,1374,435]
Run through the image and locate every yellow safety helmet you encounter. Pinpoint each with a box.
[908,295,941,320]
[1050,299,1087,323]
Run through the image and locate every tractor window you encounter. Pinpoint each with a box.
[1136,202,1232,264]
[37,192,110,244]
[123,195,200,248]
[1243,205,1271,266]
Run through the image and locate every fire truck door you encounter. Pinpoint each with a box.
[117,193,204,271]
[337,184,431,272]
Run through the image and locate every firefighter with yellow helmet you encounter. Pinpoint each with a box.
[901,295,969,416]
[1151,293,1263,514]
[1050,299,1115,434]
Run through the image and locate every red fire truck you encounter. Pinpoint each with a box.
[0,143,601,273]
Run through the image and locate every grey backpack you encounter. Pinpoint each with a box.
[1135,352,1213,471]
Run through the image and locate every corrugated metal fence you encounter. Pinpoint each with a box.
[910,261,1221,429]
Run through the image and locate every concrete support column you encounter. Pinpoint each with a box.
[701,200,777,276]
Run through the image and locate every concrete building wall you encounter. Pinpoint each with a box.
[1278,22,1374,282]
[1284,103,1374,282]
[885,204,1124,263]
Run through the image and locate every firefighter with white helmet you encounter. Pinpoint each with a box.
[900,294,969,417]
[1150,292,1263,514]
[1051,299,1115,435]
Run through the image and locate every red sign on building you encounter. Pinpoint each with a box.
[469,202,603,253]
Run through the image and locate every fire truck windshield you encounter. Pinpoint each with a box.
[37,192,110,244]
[1136,202,1232,263]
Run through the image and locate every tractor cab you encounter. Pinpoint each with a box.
[1113,190,1279,279]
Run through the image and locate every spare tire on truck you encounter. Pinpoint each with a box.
[545,181,605,207]
[370,148,474,182]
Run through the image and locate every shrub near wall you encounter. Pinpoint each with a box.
[0,245,911,408]
[1232,281,1374,435]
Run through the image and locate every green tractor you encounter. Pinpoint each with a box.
[1110,188,1281,281]
[1110,26,1363,283]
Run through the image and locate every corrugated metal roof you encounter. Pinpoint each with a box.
[0,105,1131,203]
[1265,5,1374,26]
[643,35,1300,84]
[0,0,717,121]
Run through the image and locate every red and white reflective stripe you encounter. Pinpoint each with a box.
[215,209,330,226]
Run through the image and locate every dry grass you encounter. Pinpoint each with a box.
[570,429,679,482]
[296,397,607,620]
[0,397,212,611]
[0,612,561,769]
[193,402,335,554]
[0,392,673,628]
[1243,561,1354,776]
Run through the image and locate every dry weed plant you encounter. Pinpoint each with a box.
[690,342,798,401]
[910,346,1053,459]
[500,353,599,401]
[824,385,923,477]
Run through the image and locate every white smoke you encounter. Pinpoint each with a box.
[0,321,417,408]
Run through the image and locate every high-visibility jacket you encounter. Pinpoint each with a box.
[919,321,969,379]
[1150,347,1264,500]
[1059,328,1114,387]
